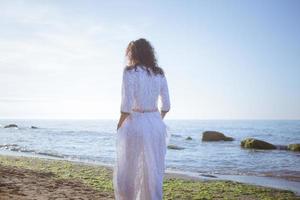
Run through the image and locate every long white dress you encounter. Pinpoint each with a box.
[113,65,171,200]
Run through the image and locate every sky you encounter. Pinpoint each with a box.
[0,0,299,120]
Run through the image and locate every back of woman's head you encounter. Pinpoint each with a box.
[125,38,164,76]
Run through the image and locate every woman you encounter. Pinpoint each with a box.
[113,38,171,200]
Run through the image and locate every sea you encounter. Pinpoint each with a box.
[1,119,300,193]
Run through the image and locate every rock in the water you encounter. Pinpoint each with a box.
[31,126,38,129]
[185,136,192,140]
[167,144,185,150]
[202,131,234,141]
[4,124,18,128]
[199,174,217,178]
[288,144,300,151]
[241,138,276,150]
[223,137,234,141]
[172,134,182,138]
[0,144,18,148]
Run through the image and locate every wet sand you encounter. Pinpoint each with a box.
[0,165,113,200]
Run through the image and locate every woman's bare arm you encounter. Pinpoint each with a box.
[160,110,169,119]
[117,112,130,130]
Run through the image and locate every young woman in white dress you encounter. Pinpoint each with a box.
[113,38,171,200]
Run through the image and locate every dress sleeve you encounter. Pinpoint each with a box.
[120,69,134,114]
[160,75,171,112]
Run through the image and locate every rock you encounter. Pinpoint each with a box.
[172,134,182,138]
[200,174,217,178]
[167,144,185,150]
[202,131,234,141]
[185,136,192,140]
[0,144,18,148]
[223,137,234,141]
[4,124,18,128]
[288,144,300,151]
[241,138,276,150]
[31,126,38,129]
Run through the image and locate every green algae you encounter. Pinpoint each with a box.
[0,155,299,200]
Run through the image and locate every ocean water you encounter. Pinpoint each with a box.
[0,119,300,181]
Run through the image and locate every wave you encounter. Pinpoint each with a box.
[0,144,64,158]
[172,134,182,138]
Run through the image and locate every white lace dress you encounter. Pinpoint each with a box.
[113,65,171,200]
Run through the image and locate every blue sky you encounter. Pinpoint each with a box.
[0,0,299,119]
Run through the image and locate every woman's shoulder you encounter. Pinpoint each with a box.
[124,65,165,78]
[123,66,137,75]
[124,65,140,73]
[124,65,146,75]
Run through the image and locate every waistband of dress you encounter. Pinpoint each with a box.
[132,108,159,113]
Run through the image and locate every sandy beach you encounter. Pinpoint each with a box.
[0,164,112,200]
[0,155,299,200]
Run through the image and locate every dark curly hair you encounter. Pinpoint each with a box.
[125,38,164,76]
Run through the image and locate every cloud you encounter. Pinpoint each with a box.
[0,1,139,75]
[0,1,141,118]
[0,0,138,73]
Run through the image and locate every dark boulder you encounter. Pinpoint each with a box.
[241,138,276,150]
[31,126,38,129]
[202,131,234,141]
[199,174,217,178]
[4,124,18,128]
[185,136,192,140]
[167,144,185,150]
[288,144,300,151]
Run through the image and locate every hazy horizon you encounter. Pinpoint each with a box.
[1,0,300,120]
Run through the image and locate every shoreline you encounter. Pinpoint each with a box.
[0,154,299,199]
[165,169,300,196]
[1,150,300,195]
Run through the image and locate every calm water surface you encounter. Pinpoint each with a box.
[0,119,299,180]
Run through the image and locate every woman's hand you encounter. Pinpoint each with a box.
[117,121,123,130]
[117,112,130,131]
[160,110,169,119]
